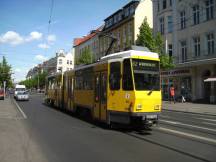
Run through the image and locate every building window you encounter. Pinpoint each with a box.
[167,16,173,33]
[159,17,164,34]
[59,59,62,65]
[163,0,167,9]
[207,33,214,54]
[168,44,172,57]
[206,0,214,20]
[114,15,118,24]
[157,1,160,12]
[193,37,200,57]
[70,61,72,65]
[130,5,135,15]
[125,7,129,17]
[67,60,69,64]
[180,11,186,29]
[118,12,122,21]
[193,5,200,25]
[170,0,172,6]
[181,41,187,62]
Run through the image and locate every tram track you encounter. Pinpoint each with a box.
[124,127,216,162]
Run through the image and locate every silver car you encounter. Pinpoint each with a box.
[16,91,29,101]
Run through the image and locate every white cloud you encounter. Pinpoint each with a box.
[0,31,43,45]
[35,54,47,61]
[26,31,42,41]
[47,34,56,43]
[0,31,24,45]
[15,68,21,72]
[38,43,50,49]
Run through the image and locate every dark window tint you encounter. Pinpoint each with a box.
[132,59,160,91]
[163,0,167,9]
[123,59,133,90]
[109,62,121,90]
[101,74,107,103]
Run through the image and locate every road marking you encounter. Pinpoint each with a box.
[158,127,216,145]
[203,122,216,126]
[12,99,27,119]
[160,119,216,132]
[197,118,216,122]
[160,115,170,118]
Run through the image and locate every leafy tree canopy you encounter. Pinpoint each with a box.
[76,48,95,65]
[0,56,13,88]
[136,17,175,70]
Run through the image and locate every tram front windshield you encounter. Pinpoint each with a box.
[132,59,160,91]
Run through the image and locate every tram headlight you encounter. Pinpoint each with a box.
[154,105,161,110]
[137,104,142,109]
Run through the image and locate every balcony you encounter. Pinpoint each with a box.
[174,49,216,67]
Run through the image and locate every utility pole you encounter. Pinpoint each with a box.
[37,71,40,91]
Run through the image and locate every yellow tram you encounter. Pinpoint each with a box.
[45,49,161,128]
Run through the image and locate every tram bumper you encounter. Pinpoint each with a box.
[108,111,160,127]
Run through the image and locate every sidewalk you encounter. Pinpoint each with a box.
[162,101,216,116]
[0,96,47,162]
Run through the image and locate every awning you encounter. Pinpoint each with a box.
[204,77,216,82]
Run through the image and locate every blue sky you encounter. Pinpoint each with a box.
[0,0,130,81]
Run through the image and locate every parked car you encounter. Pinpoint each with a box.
[16,91,29,101]
[0,89,4,100]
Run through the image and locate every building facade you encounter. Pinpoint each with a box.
[26,49,74,79]
[73,0,153,63]
[99,0,153,56]
[74,26,103,65]
[153,0,216,103]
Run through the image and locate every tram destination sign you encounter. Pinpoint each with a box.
[132,59,159,71]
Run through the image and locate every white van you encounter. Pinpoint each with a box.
[14,85,26,98]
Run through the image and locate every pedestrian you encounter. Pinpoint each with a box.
[170,84,176,104]
[181,86,186,103]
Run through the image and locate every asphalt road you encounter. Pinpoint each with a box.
[15,94,216,162]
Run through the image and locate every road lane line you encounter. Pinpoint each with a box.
[158,127,216,145]
[160,119,216,132]
[12,99,27,119]
[197,118,216,122]
[203,122,216,126]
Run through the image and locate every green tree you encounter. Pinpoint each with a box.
[76,48,94,65]
[136,17,174,70]
[136,17,155,51]
[0,56,13,88]
[19,71,48,89]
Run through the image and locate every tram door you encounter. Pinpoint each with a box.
[94,72,107,122]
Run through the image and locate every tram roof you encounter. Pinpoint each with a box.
[100,49,159,61]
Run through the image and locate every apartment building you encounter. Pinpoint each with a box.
[153,0,216,103]
[45,49,74,74]
[74,26,103,65]
[73,0,153,63]
[99,0,153,56]
[26,49,74,79]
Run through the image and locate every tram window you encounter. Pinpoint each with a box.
[132,59,160,91]
[75,76,83,90]
[123,59,133,90]
[109,62,121,90]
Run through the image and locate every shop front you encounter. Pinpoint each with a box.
[161,69,192,101]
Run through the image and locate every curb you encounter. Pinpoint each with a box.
[9,95,27,119]
[162,108,216,117]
